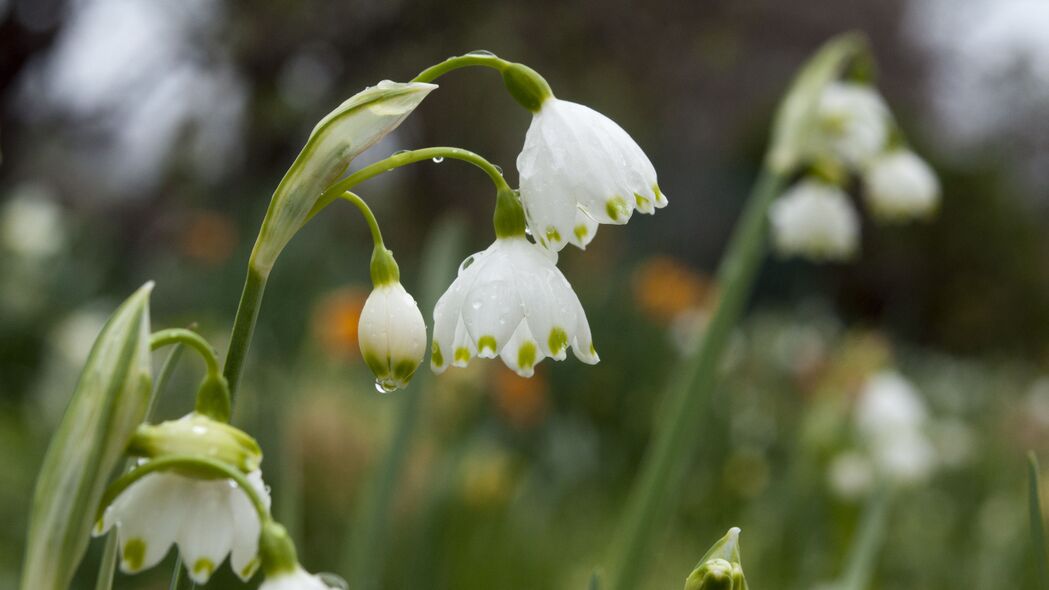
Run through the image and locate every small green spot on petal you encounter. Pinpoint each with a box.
[194,558,215,578]
[606,196,629,221]
[590,342,597,356]
[517,341,537,370]
[574,224,589,241]
[432,342,444,367]
[240,557,260,579]
[478,335,498,354]
[122,539,146,571]
[653,184,665,202]
[454,347,471,363]
[545,227,562,243]
[634,193,650,208]
[548,327,568,355]
[393,358,418,382]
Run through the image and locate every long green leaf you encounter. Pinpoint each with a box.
[21,282,154,590]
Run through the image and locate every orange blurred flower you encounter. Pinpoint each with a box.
[632,256,715,323]
[311,287,368,360]
[491,365,549,430]
[179,209,238,267]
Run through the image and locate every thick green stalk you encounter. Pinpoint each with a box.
[223,267,268,402]
[607,167,786,590]
[346,217,466,590]
[838,487,892,590]
[1030,452,1049,589]
[94,344,185,590]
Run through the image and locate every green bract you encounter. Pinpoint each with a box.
[767,32,867,174]
[21,282,154,590]
[684,528,749,590]
[249,80,437,274]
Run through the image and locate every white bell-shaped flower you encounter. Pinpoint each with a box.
[431,236,599,377]
[815,82,889,169]
[358,281,427,392]
[261,566,338,590]
[94,468,271,584]
[517,98,667,251]
[769,179,860,261]
[862,149,940,221]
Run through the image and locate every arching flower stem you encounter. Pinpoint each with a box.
[310,147,510,220]
[411,53,512,84]
[150,329,221,379]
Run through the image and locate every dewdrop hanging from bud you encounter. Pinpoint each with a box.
[358,244,426,393]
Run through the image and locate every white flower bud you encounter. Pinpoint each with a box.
[862,150,940,221]
[358,282,427,392]
[769,179,860,261]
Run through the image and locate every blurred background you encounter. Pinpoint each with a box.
[2,0,1049,588]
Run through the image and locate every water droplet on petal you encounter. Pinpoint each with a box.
[471,301,482,310]
[374,380,397,394]
[432,156,444,163]
[318,572,350,590]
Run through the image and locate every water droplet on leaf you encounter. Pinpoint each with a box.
[432,156,444,163]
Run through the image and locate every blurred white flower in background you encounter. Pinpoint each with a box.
[814,82,889,169]
[0,185,66,259]
[769,179,860,261]
[862,150,941,221]
[854,370,937,486]
[827,451,875,501]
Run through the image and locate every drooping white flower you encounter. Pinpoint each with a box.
[862,150,941,221]
[815,82,889,168]
[431,236,598,377]
[358,281,427,392]
[516,98,667,251]
[95,468,271,584]
[769,179,860,261]
[261,567,338,590]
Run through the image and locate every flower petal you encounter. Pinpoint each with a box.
[176,479,236,584]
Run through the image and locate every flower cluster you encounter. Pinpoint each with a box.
[770,81,941,261]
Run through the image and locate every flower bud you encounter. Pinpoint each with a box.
[127,413,263,474]
[684,528,749,590]
[359,281,427,392]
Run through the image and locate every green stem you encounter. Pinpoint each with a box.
[223,267,268,402]
[607,166,786,590]
[97,454,270,525]
[838,486,893,590]
[95,344,186,590]
[310,147,510,220]
[150,329,221,378]
[337,191,385,248]
[346,217,465,590]
[1030,452,1049,589]
[412,53,510,84]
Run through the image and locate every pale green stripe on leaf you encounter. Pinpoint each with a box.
[250,81,436,274]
